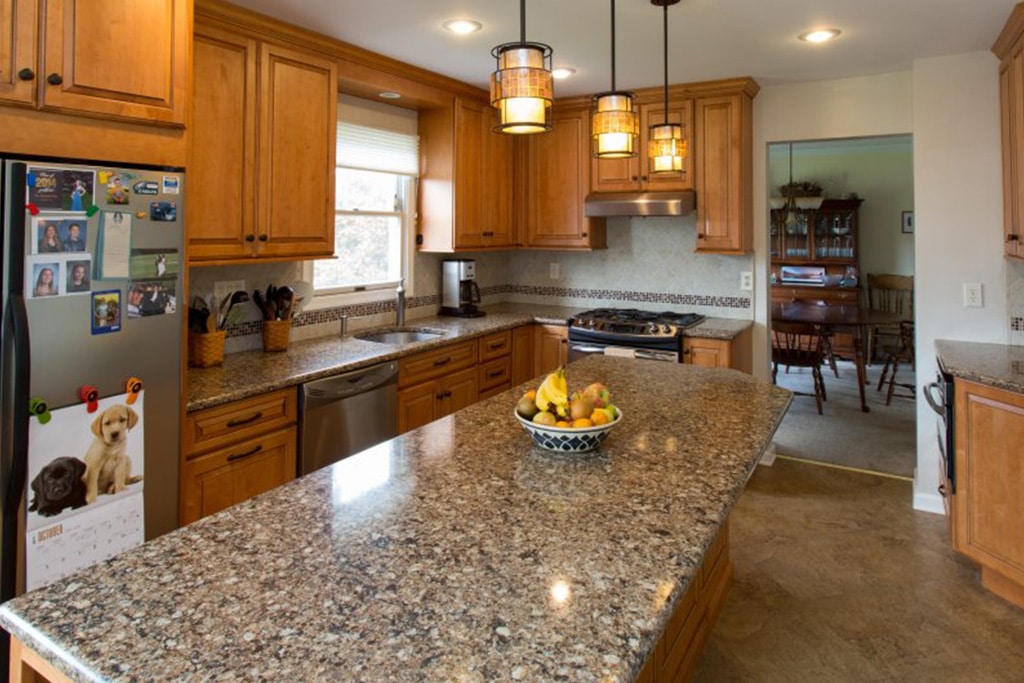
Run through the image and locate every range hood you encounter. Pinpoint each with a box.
[584,191,696,217]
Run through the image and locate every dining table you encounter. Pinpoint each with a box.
[771,300,908,412]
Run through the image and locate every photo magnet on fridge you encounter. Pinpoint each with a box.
[129,248,179,280]
[26,256,60,298]
[91,290,121,334]
[105,172,131,205]
[27,168,64,211]
[149,201,176,222]
[66,258,92,294]
[61,169,95,212]
[127,279,176,318]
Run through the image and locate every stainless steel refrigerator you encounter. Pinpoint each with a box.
[1,156,184,669]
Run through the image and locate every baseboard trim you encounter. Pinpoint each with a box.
[913,490,946,515]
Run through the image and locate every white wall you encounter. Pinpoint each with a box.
[912,51,1007,512]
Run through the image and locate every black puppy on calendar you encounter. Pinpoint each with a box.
[29,456,88,517]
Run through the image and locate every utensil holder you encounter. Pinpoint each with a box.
[188,330,226,368]
[262,319,291,352]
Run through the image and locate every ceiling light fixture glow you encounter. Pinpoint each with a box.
[378,91,401,99]
[552,67,576,80]
[443,19,482,34]
[798,28,841,43]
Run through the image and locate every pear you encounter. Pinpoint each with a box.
[516,396,539,420]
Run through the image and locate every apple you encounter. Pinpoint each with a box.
[582,383,611,407]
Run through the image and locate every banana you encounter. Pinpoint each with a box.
[535,366,569,416]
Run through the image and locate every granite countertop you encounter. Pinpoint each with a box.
[187,303,754,413]
[0,355,791,683]
[936,339,1024,394]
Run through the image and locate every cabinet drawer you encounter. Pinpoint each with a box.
[184,388,297,457]
[478,356,512,393]
[399,340,477,387]
[479,330,512,362]
[180,426,297,524]
[703,523,729,585]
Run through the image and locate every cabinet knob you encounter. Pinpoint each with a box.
[581,232,588,238]
[245,234,255,242]
[631,176,638,181]
[641,175,648,181]
[258,234,268,242]
[697,233,705,239]
[17,68,34,81]
[46,73,63,86]
[1008,234,1020,242]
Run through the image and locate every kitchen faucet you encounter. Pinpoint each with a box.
[395,278,405,327]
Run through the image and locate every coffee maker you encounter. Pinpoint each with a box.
[440,259,484,317]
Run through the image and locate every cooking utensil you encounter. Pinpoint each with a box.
[274,285,294,320]
[287,280,314,317]
[253,289,273,321]
[220,290,249,329]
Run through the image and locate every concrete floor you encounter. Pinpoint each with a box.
[693,457,1024,682]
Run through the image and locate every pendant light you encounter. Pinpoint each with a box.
[648,0,686,174]
[591,0,638,158]
[490,0,554,134]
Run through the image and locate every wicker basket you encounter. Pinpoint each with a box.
[188,330,226,368]
[262,319,291,352]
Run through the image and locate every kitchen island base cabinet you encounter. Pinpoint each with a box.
[181,388,298,525]
[953,379,1024,610]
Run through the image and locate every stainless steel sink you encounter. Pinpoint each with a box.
[355,329,445,345]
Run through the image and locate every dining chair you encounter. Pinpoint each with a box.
[876,320,916,405]
[771,321,827,414]
[791,298,839,378]
[866,273,914,364]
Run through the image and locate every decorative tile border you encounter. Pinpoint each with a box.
[1012,316,1024,332]
[224,285,750,338]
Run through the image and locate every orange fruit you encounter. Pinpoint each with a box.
[572,418,594,428]
[524,389,537,401]
[590,410,610,426]
[556,420,571,427]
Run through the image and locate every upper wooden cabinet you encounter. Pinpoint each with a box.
[591,99,694,193]
[419,97,515,251]
[694,90,754,254]
[522,106,607,250]
[994,4,1024,261]
[188,15,337,263]
[0,0,188,126]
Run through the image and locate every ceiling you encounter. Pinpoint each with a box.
[229,0,1018,98]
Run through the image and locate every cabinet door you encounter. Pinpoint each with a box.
[683,338,728,368]
[524,108,606,250]
[398,380,439,434]
[955,381,1024,603]
[534,324,567,376]
[188,24,258,261]
[40,0,187,125]
[694,94,751,254]
[639,100,694,191]
[483,107,515,247]
[0,0,36,105]
[440,366,478,418]
[255,41,337,258]
[453,98,485,247]
[181,427,297,525]
[1003,42,1024,259]
[512,325,535,385]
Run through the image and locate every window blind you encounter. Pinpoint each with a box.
[336,122,419,177]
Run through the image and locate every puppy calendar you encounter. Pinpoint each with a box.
[25,392,145,592]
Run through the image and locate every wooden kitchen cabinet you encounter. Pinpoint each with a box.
[952,379,1024,609]
[683,325,752,373]
[397,339,479,433]
[188,12,337,263]
[181,388,298,525]
[419,97,515,251]
[591,99,694,193]
[994,4,1024,261]
[694,89,755,254]
[521,106,607,250]
[534,324,568,375]
[0,0,188,125]
[477,329,513,399]
[512,325,536,385]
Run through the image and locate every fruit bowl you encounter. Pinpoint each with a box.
[514,408,622,453]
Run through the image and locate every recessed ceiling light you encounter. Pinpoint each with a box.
[443,19,482,34]
[552,67,576,80]
[378,91,401,99]
[798,28,841,43]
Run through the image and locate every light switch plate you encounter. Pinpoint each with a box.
[740,271,753,291]
[963,282,983,308]
[549,263,560,280]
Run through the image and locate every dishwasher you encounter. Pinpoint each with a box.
[299,361,399,475]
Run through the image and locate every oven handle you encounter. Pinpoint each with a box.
[569,344,606,354]
[923,381,945,417]
[633,349,677,362]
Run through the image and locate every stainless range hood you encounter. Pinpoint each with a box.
[584,191,696,217]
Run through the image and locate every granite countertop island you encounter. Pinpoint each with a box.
[1,356,790,683]
[187,303,754,412]
[936,339,1024,394]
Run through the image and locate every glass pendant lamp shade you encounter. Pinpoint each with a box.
[591,0,638,158]
[490,1,553,134]
[649,0,684,175]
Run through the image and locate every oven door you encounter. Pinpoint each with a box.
[924,368,955,494]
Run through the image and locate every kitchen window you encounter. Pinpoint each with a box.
[306,115,418,303]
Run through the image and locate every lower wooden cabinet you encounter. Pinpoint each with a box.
[512,325,536,385]
[398,366,478,433]
[953,379,1024,609]
[181,388,298,525]
[534,324,568,375]
[683,326,752,373]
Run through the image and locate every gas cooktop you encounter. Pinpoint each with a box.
[568,308,705,338]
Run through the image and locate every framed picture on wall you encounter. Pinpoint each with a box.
[901,211,914,234]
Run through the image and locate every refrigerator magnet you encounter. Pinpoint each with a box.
[161,175,180,194]
[91,290,121,334]
[149,201,176,222]
[26,167,63,211]
[66,258,92,295]
[105,173,131,205]
[62,169,95,212]
[31,215,87,255]
[26,256,60,299]
[129,248,177,281]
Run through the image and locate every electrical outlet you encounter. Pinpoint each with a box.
[214,279,246,305]
[549,263,560,280]
[963,282,983,308]
[740,271,753,291]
